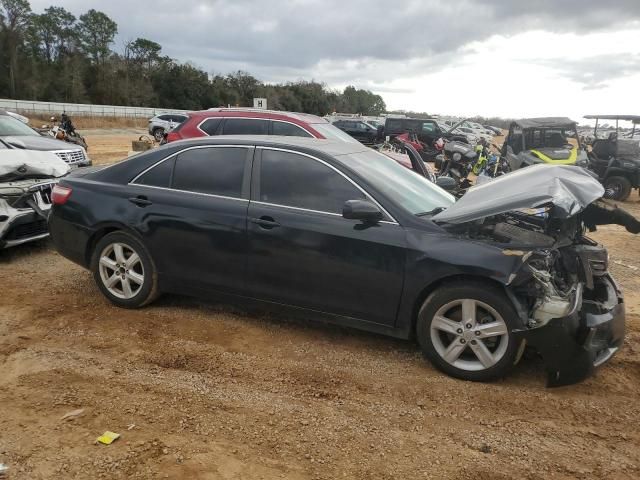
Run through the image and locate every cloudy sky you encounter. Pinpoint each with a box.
[31,0,640,121]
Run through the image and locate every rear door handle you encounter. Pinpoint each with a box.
[250,216,280,229]
[128,196,153,207]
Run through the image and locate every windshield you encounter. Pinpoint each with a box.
[312,123,361,143]
[341,150,455,215]
[0,115,39,136]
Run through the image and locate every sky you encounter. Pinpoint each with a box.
[30,0,640,121]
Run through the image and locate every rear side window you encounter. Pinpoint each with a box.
[222,118,268,135]
[259,149,365,214]
[271,121,312,138]
[136,157,176,188]
[199,118,222,135]
[172,147,247,198]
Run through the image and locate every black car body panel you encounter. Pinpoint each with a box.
[49,136,629,386]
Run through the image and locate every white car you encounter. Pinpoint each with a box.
[460,121,495,141]
[147,113,189,142]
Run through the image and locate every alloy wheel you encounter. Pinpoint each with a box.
[98,242,145,299]
[430,298,509,371]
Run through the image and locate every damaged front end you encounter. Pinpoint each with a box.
[0,151,69,248]
[433,165,634,386]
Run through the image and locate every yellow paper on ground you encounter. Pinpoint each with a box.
[96,431,120,445]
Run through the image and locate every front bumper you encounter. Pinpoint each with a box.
[516,275,625,387]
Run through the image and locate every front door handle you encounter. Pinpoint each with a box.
[128,196,153,207]
[250,216,280,229]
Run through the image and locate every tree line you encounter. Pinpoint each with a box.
[0,0,387,115]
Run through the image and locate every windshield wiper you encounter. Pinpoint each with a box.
[416,207,447,217]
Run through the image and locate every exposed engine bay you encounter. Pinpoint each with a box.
[433,166,635,386]
[443,198,635,328]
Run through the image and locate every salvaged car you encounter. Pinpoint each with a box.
[584,115,640,200]
[0,110,91,167]
[501,117,588,171]
[0,141,70,248]
[48,137,635,386]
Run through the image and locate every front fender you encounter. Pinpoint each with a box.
[395,230,530,335]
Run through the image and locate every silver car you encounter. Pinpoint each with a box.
[148,113,188,142]
[0,142,69,248]
[0,111,91,167]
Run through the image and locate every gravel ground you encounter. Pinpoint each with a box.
[0,136,639,479]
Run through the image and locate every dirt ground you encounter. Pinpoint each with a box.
[1,134,640,479]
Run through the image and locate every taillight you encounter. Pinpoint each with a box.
[51,185,72,205]
[166,131,180,143]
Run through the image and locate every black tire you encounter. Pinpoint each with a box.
[153,128,165,142]
[90,231,160,308]
[416,281,521,382]
[604,176,632,201]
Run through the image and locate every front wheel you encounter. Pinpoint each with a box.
[153,128,165,142]
[91,231,160,308]
[416,282,520,382]
[604,176,632,201]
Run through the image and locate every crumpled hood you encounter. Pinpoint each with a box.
[433,164,604,224]
[0,150,70,182]
[2,134,76,151]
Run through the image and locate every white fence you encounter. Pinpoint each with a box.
[0,98,189,118]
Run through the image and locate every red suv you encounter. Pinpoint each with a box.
[166,108,358,143]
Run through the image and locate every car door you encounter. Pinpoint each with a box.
[246,147,406,326]
[128,145,253,294]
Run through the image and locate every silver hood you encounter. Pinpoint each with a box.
[432,165,605,224]
[0,150,70,182]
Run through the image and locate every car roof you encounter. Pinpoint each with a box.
[584,114,640,124]
[512,117,576,129]
[167,135,371,157]
[188,108,328,124]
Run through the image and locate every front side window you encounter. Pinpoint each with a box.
[421,122,436,133]
[259,149,365,214]
[171,147,247,198]
[271,121,312,137]
[222,118,268,135]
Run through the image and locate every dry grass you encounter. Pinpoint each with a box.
[21,113,150,130]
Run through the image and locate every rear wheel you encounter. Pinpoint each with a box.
[416,282,520,382]
[91,231,159,308]
[604,176,632,201]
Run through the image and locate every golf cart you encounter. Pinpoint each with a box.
[584,115,640,201]
[501,117,588,171]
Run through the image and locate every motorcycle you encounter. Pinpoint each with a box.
[437,140,477,191]
[41,115,89,151]
[393,131,444,162]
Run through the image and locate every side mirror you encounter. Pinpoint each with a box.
[436,176,457,192]
[342,200,383,223]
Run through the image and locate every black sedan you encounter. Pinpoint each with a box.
[49,136,625,386]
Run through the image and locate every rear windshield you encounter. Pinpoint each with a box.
[312,123,360,143]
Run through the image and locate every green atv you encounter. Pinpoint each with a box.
[501,117,588,171]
